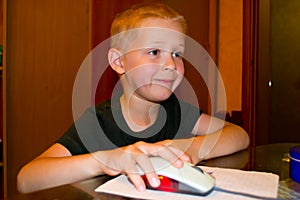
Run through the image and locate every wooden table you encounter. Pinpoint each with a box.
[13,143,300,200]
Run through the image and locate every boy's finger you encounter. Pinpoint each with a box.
[132,141,186,168]
[127,173,146,191]
[156,147,185,168]
[102,167,121,176]
[168,146,191,162]
[135,156,160,188]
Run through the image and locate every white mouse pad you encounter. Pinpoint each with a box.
[95,166,279,200]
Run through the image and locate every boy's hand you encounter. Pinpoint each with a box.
[92,140,191,191]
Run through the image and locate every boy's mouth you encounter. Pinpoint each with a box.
[153,79,175,88]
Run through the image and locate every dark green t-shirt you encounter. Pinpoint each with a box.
[57,93,202,155]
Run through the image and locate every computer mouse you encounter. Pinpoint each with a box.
[137,156,215,196]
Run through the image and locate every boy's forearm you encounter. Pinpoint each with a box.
[17,154,103,194]
[193,124,249,163]
[173,124,249,164]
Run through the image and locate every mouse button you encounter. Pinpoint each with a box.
[156,166,183,182]
[149,157,169,170]
[150,157,181,177]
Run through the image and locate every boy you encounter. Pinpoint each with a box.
[17,2,249,194]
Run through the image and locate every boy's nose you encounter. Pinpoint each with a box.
[162,53,176,71]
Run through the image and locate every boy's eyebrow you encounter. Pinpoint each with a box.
[146,40,185,50]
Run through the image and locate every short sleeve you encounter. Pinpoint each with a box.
[57,123,89,155]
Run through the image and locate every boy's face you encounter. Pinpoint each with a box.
[119,18,185,102]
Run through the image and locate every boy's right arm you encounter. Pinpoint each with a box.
[17,143,106,194]
[17,141,190,194]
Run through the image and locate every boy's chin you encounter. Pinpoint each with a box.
[135,84,174,102]
[148,88,173,102]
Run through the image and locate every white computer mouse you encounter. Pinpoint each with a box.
[137,156,215,196]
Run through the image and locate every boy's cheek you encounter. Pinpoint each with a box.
[177,65,185,76]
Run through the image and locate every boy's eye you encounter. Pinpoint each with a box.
[148,49,160,56]
[172,52,183,58]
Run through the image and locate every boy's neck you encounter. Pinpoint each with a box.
[120,93,160,132]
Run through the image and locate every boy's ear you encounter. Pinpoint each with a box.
[108,48,125,75]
